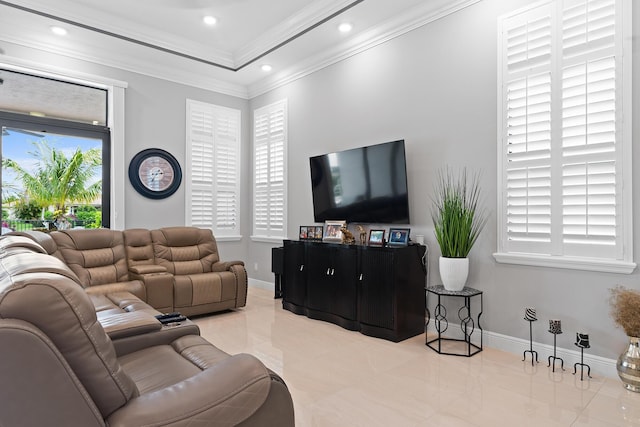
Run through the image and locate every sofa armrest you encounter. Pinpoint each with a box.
[128,270,174,313]
[211,260,244,272]
[129,264,167,275]
[98,311,162,340]
[106,354,283,427]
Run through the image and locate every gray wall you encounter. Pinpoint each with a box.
[249,0,640,359]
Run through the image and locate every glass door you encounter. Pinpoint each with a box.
[1,113,110,233]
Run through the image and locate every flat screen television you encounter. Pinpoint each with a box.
[310,140,410,224]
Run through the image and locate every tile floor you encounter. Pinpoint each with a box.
[193,287,640,427]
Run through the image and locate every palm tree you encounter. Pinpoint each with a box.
[2,140,102,218]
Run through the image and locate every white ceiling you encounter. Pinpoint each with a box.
[0,0,479,98]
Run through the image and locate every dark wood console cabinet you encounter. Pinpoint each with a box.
[281,240,426,342]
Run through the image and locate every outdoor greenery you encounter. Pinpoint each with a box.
[2,140,101,223]
[431,167,487,258]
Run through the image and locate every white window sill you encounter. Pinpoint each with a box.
[251,235,286,244]
[215,235,242,242]
[493,252,637,274]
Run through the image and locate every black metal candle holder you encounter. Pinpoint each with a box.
[573,333,592,380]
[547,320,565,372]
[522,308,538,366]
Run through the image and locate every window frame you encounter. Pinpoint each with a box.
[185,99,242,241]
[0,59,127,230]
[495,0,634,274]
[251,99,288,243]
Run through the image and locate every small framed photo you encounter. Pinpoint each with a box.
[323,220,346,243]
[299,226,309,240]
[388,228,410,246]
[368,229,385,246]
[313,226,324,240]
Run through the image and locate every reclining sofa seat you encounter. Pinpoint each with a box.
[0,250,295,426]
[49,229,157,317]
[151,227,248,317]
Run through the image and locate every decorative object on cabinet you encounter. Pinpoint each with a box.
[299,226,309,240]
[522,307,538,366]
[610,286,640,392]
[340,225,356,245]
[547,319,565,372]
[431,167,487,291]
[573,333,592,381]
[323,220,346,242]
[300,226,322,241]
[129,148,182,199]
[368,229,385,246]
[388,228,410,246]
[356,225,367,245]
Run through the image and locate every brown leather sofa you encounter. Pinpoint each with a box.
[13,226,247,317]
[0,248,294,426]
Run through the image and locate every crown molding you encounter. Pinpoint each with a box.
[234,0,361,66]
[248,0,481,98]
[0,0,235,68]
[0,30,249,99]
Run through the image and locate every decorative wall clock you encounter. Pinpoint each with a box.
[128,148,182,199]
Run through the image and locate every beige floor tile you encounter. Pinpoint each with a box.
[193,287,640,426]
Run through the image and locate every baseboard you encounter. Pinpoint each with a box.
[248,278,274,292]
[426,323,618,378]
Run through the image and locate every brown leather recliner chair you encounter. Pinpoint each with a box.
[0,251,295,426]
[151,227,248,317]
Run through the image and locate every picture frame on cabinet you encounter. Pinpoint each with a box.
[323,220,346,243]
[368,229,385,246]
[299,226,309,240]
[388,228,410,246]
[313,226,324,240]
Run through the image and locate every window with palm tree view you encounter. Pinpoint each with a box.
[1,123,109,233]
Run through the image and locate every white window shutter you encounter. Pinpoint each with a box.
[253,100,287,239]
[186,100,241,239]
[497,0,633,272]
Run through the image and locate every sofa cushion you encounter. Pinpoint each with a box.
[151,227,220,274]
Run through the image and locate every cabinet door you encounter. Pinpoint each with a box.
[330,246,358,321]
[283,241,306,307]
[305,243,334,313]
[359,249,395,329]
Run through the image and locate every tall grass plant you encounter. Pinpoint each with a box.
[431,168,487,258]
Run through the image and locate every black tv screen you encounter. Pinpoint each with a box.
[310,140,410,224]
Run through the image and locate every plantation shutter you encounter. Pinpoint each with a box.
[253,100,287,239]
[497,0,631,269]
[561,0,618,259]
[186,100,241,239]
[503,6,553,254]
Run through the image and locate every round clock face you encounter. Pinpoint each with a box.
[129,149,182,199]
[138,156,174,192]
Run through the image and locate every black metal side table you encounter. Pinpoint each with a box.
[425,285,483,357]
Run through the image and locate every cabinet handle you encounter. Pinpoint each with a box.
[326,268,331,275]
[359,273,363,281]
[299,265,304,272]
[331,268,335,276]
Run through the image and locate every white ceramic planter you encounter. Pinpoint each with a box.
[439,256,469,291]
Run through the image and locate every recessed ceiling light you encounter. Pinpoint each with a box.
[50,26,67,36]
[338,23,353,33]
[203,16,217,26]
[261,64,272,72]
